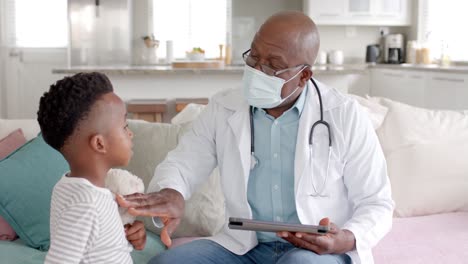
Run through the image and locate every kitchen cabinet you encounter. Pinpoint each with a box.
[304,0,411,26]
[425,73,468,110]
[371,69,468,110]
[370,69,425,107]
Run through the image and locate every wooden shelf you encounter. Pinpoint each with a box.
[126,99,167,123]
[175,98,209,112]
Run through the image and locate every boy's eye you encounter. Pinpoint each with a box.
[124,124,129,129]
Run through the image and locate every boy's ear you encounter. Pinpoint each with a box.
[89,134,107,154]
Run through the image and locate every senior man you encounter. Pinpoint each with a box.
[119,11,394,264]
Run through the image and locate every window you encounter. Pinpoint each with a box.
[5,0,68,48]
[420,0,468,61]
[152,0,230,59]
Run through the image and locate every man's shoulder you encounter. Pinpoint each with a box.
[211,88,248,111]
[312,80,353,112]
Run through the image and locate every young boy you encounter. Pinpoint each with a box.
[38,72,146,263]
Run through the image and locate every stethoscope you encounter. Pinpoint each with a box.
[249,78,332,197]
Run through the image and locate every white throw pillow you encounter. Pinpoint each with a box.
[171,103,207,125]
[124,120,225,238]
[347,95,389,130]
[375,98,468,154]
[375,98,468,217]
[0,119,40,141]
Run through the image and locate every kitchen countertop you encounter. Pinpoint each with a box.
[52,63,468,75]
[369,63,468,74]
[52,64,368,75]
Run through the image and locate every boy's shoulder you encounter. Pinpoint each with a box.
[53,176,111,206]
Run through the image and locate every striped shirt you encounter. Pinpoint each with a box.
[45,175,133,264]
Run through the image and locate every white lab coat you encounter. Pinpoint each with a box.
[149,80,394,264]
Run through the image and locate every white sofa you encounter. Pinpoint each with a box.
[1,95,467,263]
[362,97,468,263]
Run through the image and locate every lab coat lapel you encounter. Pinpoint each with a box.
[295,81,320,194]
[227,107,251,188]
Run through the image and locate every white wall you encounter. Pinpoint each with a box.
[231,0,302,64]
[4,49,67,119]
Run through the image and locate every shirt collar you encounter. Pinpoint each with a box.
[293,85,307,116]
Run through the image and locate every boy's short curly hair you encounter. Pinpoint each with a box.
[37,72,114,150]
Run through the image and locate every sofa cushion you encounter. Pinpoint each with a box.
[0,135,69,250]
[0,231,166,264]
[375,98,468,217]
[0,119,40,141]
[124,120,225,238]
[0,129,27,241]
[373,212,468,263]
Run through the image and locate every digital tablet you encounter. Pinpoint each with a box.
[228,217,329,235]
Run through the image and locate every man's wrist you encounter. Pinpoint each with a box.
[341,229,356,252]
[161,188,184,199]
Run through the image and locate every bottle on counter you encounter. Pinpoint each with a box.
[439,40,451,67]
[219,44,224,60]
[166,40,174,64]
[406,40,417,64]
[224,44,232,65]
[419,33,432,65]
[416,42,431,64]
[421,43,431,64]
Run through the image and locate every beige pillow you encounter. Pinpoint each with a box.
[124,120,225,238]
[375,98,468,217]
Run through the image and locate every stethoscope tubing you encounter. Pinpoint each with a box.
[250,78,331,153]
[249,78,332,197]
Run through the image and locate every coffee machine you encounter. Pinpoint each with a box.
[383,34,404,64]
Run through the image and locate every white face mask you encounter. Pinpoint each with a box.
[242,65,305,109]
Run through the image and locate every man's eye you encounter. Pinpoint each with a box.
[249,56,259,62]
[270,61,286,70]
[270,65,281,71]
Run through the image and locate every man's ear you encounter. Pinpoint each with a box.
[89,134,107,154]
[299,67,313,87]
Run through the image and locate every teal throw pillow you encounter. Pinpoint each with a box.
[0,135,69,250]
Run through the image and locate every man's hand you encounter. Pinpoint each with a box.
[277,218,355,255]
[124,220,146,250]
[117,188,185,247]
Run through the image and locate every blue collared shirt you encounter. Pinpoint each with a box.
[247,87,308,242]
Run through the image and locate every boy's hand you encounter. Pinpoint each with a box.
[124,220,146,250]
